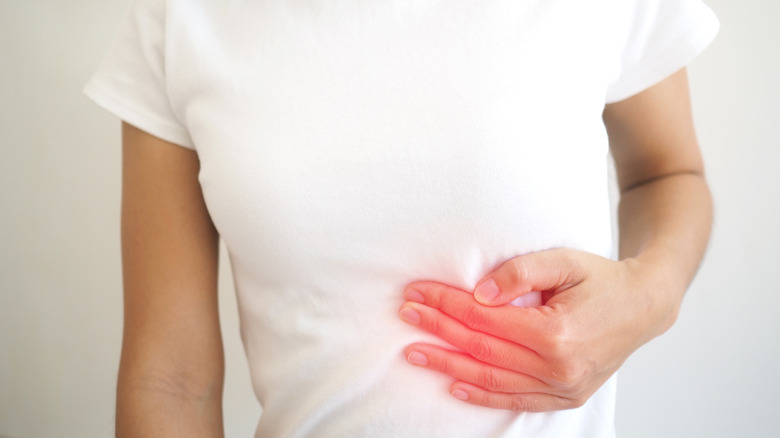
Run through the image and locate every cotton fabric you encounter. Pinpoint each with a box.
[84,1,718,436]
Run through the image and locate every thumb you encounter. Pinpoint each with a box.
[473,249,585,306]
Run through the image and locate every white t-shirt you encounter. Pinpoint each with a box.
[84,0,718,436]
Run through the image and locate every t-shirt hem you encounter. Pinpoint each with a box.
[83,78,196,150]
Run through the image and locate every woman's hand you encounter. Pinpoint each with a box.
[398,247,678,412]
[398,68,713,412]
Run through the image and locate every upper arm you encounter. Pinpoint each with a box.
[603,67,705,193]
[119,121,223,394]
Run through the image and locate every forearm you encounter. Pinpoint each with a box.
[116,359,225,437]
[617,171,713,335]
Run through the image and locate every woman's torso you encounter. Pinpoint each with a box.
[168,0,623,436]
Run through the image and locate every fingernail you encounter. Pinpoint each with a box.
[399,307,420,325]
[404,289,425,303]
[451,389,469,401]
[407,350,428,366]
[474,278,500,303]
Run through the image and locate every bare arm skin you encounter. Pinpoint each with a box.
[117,122,224,436]
[397,67,713,411]
[607,67,713,334]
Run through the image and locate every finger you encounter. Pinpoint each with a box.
[399,301,548,377]
[402,282,555,349]
[403,343,554,395]
[473,248,586,306]
[449,381,584,413]
[508,291,542,307]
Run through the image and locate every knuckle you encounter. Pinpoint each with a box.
[508,396,526,412]
[477,368,502,392]
[462,305,488,330]
[426,283,447,308]
[409,281,446,309]
[433,355,453,376]
[507,396,541,412]
[540,318,573,359]
[539,333,562,360]
[427,314,445,337]
[508,258,531,287]
[548,361,589,393]
[466,335,494,363]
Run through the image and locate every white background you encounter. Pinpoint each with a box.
[1,0,778,436]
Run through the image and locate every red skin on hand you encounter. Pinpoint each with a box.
[399,248,663,412]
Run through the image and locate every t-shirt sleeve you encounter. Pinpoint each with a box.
[605,0,719,104]
[82,0,194,149]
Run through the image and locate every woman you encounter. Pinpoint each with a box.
[84,0,718,436]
